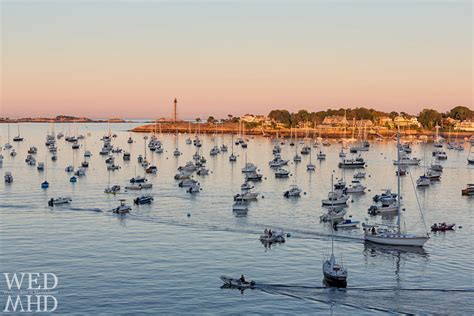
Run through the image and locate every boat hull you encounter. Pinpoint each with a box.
[364,234,429,247]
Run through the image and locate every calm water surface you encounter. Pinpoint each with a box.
[0,123,473,314]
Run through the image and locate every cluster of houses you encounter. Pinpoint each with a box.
[238,113,474,132]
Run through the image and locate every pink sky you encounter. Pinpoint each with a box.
[1,1,472,119]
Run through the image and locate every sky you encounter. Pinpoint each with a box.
[0,0,472,119]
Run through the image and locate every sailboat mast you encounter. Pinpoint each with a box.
[331,174,334,255]
[396,129,401,232]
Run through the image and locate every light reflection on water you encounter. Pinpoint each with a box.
[0,123,473,314]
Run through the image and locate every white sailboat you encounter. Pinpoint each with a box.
[364,132,430,247]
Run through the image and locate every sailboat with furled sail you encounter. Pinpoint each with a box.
[364,131,430,247]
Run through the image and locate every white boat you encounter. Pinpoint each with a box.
[125,183,153,190]
[74,167,86,176]
[187,183,201,193]
[320,207,347,222]
[10,149,17,157]
[133,195,154,204]
[346,179,366,193]
[48,197,72,206]
[130,176,147,183]
[317,151,326,160]
[84,150,92,157]
[107,163,120,171]
[338,156,365,168]
[173,148,181,156]
[275,168,290,178]
[322,186,349,206]
[416,175,431,187]
[284,184,301,197]
[209,146,220,156]
[37,162,45,171]
[353,171,366,178]
[242,162,257,173]
[232,198,249,214]
[364,132,429,247]
[104,185,121,194]
[336,219,360,228]
[269,157,289,168]
[323,207,347,287]
[229,153,237,162]
[293,154,302,162]
[111,200,131,214]
[245,171,263,181]
[393,153,421,165]
[123,152,131,160]
[178,179,197,187]
[65,165,74,172]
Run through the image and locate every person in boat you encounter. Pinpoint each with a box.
[240,274,246,284]
[371,227,376,235]
[268,229,272,238]
[264,228,268,235]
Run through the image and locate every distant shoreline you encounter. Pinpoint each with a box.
[0,118,129,123]
[131,121,474,139]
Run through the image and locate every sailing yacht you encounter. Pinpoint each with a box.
[4,123,12,149]
[229,135,237,162]
[364,132,430,247]
[322,175,347,287]
[13,124,24,142]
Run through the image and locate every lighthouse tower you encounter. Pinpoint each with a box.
[173,98,178,122]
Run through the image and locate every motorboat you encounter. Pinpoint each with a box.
[245,172,263,182]
[210,146,220,156]
[65,165,74,172]
[426,168,441,181]
[335,219,360,228]
[220,144,228,152]
[320,207,347,222]
[372,189,397,203]
[322,191,349,206]
[393,153,421,166]
[173,148,181,156]
[134,195,154,205]
[145,165,158,174]
[346,179,366,193]
[462,184,474,196]
[125,183,153,190]
[275,168,290,178]
[353,171,366,179]
[107,164,120,171]
[232,197,249,214]
[268,157,289,168]
[196,167,209,176]
[112,200,131,214]
[104,185,121,194]
[123,152,131,160]
[72,142,80,149]
[48,197,72,206]
[431,222,455,232]
[74,167,86,176]
[284,185,301,197]
[234,188,259,201]
[395,165,407,176]
[130,176,147,183]
[338,156,365,168]
[81,161,89,168]
[178,179,197,188]
[28,146,38,154]
[368,200,399,215]
[300,146,311,155]
[127,137,133,144]
[4,172,13,183]
[187,183,201,193]
[293,154,302,162]
[416,175,431,187]
[431,164,443,172]
[35,162,45,171]
[306,162,315,171]
[229,153,237,162]
[317,151,326,160]
[259,229,285,243]
[10,149,17,157]
[220,276,255,289]
[241,181,254,191]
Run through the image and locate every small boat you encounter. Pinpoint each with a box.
[431,222,455,232]
[134,195,154,205]
[69,176,77,183]
[317,151,326,160]
[284,185,301,197]
[125,183,153,190]
[130,176,147,183]
[48,197,72,206]
[81,161,89,168]
[232,197,249,214]
[28,146,38,154]
[259,229,285,243]
[65,165,74,172]
[229,153,237,162]
[74,167,86,176]
[107,163,120,171]
[461,184,474,196]
[127,137,133,144]
[346,179,366,193]
[123,152,131,160]
[416,175,431,187]
[10,149,17,157]
[209,146,220,156]
[339,156,365,168]
[4,172,13,183]
[335,219,360,228]
[112,199,131,214]
[320,207,347,222]
[173,148,181,156]
[220,276,255,289]
[245,172,263,182]
[196,167,209,176]
[37,162,45,171]
[242,162,257,173]
[104,185,121,194]
[145,165,158,174]
[395,166,407,176]
[275,168,290,178]
[187,182,201,193]
[306,163,315,171]
[323,253,347,287]
[353,171,366,179]
[293,154,302,162]
[179,179,197,188]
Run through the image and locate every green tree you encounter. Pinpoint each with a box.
[207,116,215,124]
[418,109,442,129]
[448,106,474,121]
[268,110,292,127]
[389,111,399,119]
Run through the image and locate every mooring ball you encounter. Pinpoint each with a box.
[286,233,291,238]
[187,213,191,217]
[304,192,307,195]
[262,195,264,199]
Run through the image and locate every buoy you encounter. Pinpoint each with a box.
[286,233,291,237]
[304,192,307,195]
[261,195,264,199]
[187,213,191,217]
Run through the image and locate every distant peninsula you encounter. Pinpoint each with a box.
[0,115,128,123]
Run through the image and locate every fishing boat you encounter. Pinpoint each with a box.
[322,176,349,206]
[187,182,201,193]
[245,171,263,182]
[123,152,131,161]
[133,195,154,205]
[48,197,72,206]
[353,171,366,179]
[178,179,197,188]
[323,207,347,287]
[335,219,360,229]
[317,150,326,160]
[346,179,366,193]
[416,175,431,187]
[320,206,347,222]
[125,183,152,190]
[364,132,430,247]
[130,176,147,183]
[112,199,131,214]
